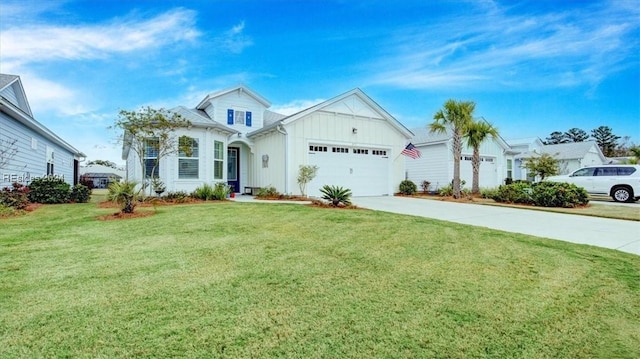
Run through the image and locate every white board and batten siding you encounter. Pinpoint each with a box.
[251,130,287,192]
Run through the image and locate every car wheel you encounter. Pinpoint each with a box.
[612,186,633,203]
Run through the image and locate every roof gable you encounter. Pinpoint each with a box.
[268,88,412,138]
[541,141,605,161]
[0,73,33,117]
[196,85,271,110]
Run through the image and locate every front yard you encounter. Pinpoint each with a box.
[1,202,638,358]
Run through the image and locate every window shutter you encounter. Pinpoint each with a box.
[227,109,234,125]
[246,111,252,127]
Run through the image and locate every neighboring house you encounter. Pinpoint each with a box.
[405,126,513,191]
[123,86,413,197]
[0,74,85,188]
[507,137,545,181]
[79,164,125,188]
[514,140,607,177]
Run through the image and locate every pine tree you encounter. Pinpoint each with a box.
[590,126,620,157]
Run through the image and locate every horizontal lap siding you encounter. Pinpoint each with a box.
[1,113,76,187]
[406,143,450,191]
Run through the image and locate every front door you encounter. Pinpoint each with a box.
[227,147,239,193]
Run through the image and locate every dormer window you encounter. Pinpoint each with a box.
[227,109,252,127]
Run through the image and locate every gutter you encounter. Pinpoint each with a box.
[276,124,289,194]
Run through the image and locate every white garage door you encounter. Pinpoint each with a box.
[460,155,497,188]
[307,144,390,197]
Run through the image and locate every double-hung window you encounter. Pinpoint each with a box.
[178,136,199,179]
[144,138,159,178]
[214,141,224,180]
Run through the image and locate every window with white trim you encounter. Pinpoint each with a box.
[332,147,349,153]
[144,137,159,178]
[214,140,224,180]
[178,136,199,179]
[309,145,328,152]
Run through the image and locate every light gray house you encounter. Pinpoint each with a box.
[123,86,413,197]
[514,140,607,177]
[0,74,85,188]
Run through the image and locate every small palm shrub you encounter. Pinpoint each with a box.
[70,184,91,203]
[531,182,589,208]
[399,180,417,195]
[320,185,352,207]
[192,183,216,200]
[0,183,30,209]
[256,186,280,198]
[27,176,71,204]
[108,181,139,213]
[211,182,230,200]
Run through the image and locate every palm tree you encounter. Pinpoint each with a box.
[430,99,475,198]
[465,119,499,194]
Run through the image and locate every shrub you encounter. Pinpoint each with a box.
[532,182,589,208]
[490,182,533,204]
[256,186,280,198]
[0,182,30,210]
[480,187,499,199]
[192,183,229,200]
[27,176,71,204]
[320,185,352,207]
[0,204,18,217]
[70,184,91,203]
[297,165,319,197]
[79,175,95,189]
[164,191,190,203]
[439,180,470,197]
[211,182,230,200]
[108,181,139,213]
[399,180,417,195]
[421,180,431,193]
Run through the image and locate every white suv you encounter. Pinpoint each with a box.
[546,165,640,202]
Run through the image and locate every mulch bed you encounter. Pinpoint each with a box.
[97,211,155,221]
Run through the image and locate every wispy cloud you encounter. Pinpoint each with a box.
[369,1,640,91]
[217,21,253,54]
[271,99,325,116]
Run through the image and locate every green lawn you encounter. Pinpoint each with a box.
[1,202,639,358]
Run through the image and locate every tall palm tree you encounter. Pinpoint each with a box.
[465,120,499,194]
[430,99,475,198]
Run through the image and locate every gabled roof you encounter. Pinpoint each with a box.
[170,106,237,134]
[0,73,33,117]
[0,74,84,158]
[263,109,287,126]
[196,85,271,110]
[540,141,606,161]
[248,88,413,139]
[410,126,452,145]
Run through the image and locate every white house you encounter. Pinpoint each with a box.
[1,74,85,188]
[405,126,513,191]
[123,86,413,197]
[514,140,607,177]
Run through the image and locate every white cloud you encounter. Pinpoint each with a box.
[369,1,640,91]
[217,21,253,54]
[1,8,200,65]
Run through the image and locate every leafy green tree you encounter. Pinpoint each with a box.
[523,153,559,180]
[590,126,620,157]
[112,107,190,196]
[297,165,319,197]
[563,128,589,142]
[430,99,475,198]
[465,120,498,194]
[544,131,567,145]
[86,160,120,169]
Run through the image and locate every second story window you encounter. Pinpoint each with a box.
[227,109,253,127]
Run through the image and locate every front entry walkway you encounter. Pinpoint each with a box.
[352,196,640,256]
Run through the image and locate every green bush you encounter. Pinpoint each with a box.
[256,186,280,198]
[0,183,30,209]
[164,191,190,203]
[480,187,499,199]
[192,183,229,201]
[27,176,71,204]
[532,182,589,208]
[399,180,417,195]
[108,181,139,213]
[211,182,230,200]
[490,182,533,204]
[320,185,352,207]
[70,184,91,203]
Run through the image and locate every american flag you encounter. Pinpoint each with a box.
[401,143,421,159]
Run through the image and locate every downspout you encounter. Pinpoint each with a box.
[276,124,289,194]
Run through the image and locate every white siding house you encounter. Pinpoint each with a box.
[0,74,85,188]
[123,86,413,197]
[513,140,607,178]
[405,127,512,191]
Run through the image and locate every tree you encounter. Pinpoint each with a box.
[86,159,120,169]
[0,138,19,170]
[522,153,559,180]
[430,99,475,198]
[465,120,498,194]
[591,126,620,157]
[297,165,318,197]
[112,107,190,196]
[563,128,589,143]
[544,131,567,145]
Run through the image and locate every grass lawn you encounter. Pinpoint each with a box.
[1,201,639,358]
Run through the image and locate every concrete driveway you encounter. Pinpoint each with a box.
[352,196,640,256]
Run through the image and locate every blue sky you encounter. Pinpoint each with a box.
[1,0,638,164]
